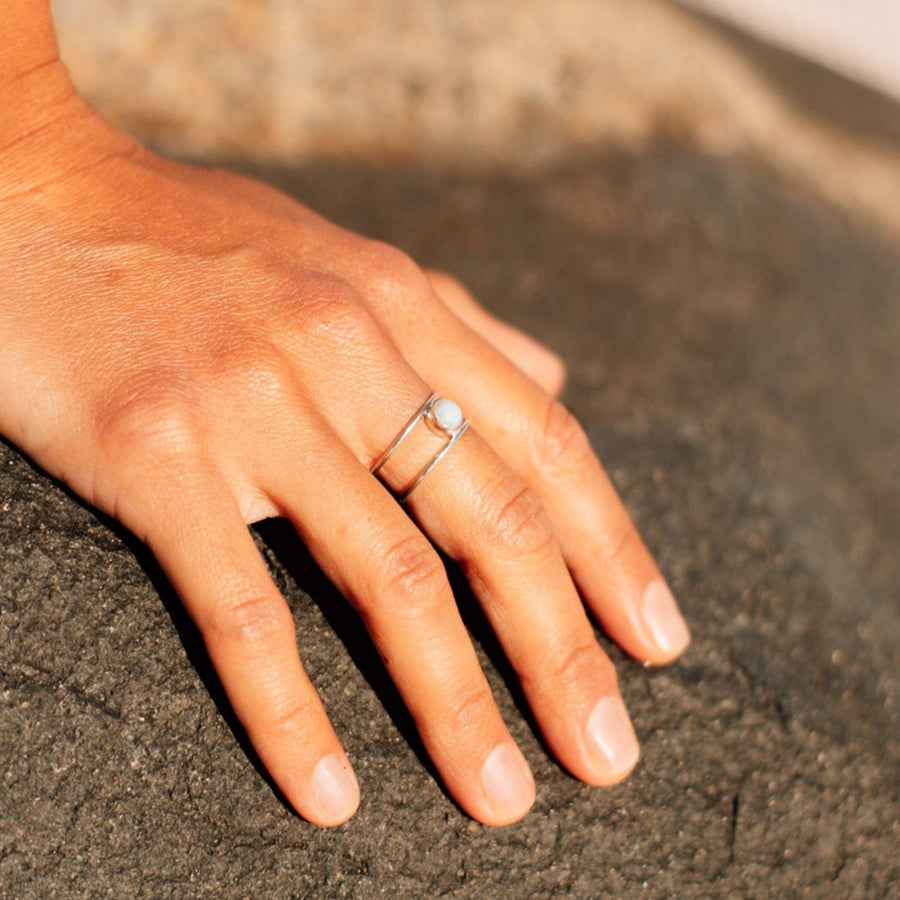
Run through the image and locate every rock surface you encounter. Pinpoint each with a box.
[2,142,899,897]
[3,3,900,898]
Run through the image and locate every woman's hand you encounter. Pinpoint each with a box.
[0,77,689,827]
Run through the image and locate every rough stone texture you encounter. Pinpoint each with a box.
[3,148,900,898]
[3,4,900,900]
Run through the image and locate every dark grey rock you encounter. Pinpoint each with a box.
[2,143,899,898]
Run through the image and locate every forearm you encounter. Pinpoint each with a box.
[1,0,79,150]
[1,0,59,81]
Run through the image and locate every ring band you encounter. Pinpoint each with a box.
[372,392,470,502]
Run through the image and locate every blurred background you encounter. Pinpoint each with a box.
[51,0,900,239]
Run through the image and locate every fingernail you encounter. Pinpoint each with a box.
[585,697,640,778]
[311,754,359,824]
[642,580,690,657]
[481,743,535,820]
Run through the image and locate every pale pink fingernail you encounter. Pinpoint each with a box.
[311,754,359,823]
[642,580,691,657]
[585,697,640,778]
[480,743,535,820]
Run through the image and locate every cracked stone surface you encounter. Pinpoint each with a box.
[2,87,900,900]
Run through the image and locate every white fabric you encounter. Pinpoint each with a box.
[680,0,900,101]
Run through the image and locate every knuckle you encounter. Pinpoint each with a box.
[294,275,375,350]
[369,534,447,615]
[606,518,641,567]
[534,398,593,477]
[554,639,605,689]
[256,696,319,742]
[359,240,430,302]
[96,380,203,469]
[529,637,611,698]
[205,593,293,651]
[213,338,294,406]
[442,684,499,739]
[482,475,555,558]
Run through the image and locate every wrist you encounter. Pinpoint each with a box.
[0,62,99,202]
[0,59,81,146]
[0,1,137,206]
[0,0,85,157]
[0,0,60,85]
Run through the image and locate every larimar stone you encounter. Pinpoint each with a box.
[432,398,464,431]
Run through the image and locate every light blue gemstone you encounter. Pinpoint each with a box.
[433,398,464,431]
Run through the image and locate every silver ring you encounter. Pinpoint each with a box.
[371,393,470,502]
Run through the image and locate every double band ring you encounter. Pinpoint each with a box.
[371,393,470,502]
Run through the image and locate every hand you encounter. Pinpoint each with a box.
[0,83,689,827]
